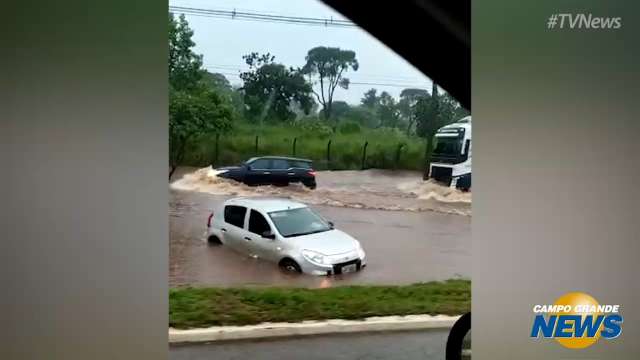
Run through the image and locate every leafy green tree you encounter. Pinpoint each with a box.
[398,88,430,134]
[348,105,379,128]
[359,89,402,129]
[442,93,470,120]
[361,88,379,108]
[169,13,203,91]
[169,89,233,178]
[359,88,382,126]
[200,71,245,117]
[168,13,235,178]
[319,100,350,119]
[414,84,468,179]
[240,52,314,123]
[200,72,232,92]
[302,46,359,124]
[376,91,400,128]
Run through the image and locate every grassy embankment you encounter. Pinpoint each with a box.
[181,122,427,171]
[170,280,470,329]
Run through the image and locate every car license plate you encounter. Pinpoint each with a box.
[341,264,357,273]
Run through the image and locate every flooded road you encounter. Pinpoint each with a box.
[170,167,471,288]
[172,166,471,216]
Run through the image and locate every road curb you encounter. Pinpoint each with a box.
[169,314,460,344]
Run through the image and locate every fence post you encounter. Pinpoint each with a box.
[292,137,297,156]
[361,141,368,170]
[394,144,405,170]
[254,135,259,155]
[214,133,220,167]
[326,139,332,170]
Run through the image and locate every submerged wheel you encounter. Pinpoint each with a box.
[207,235,222,245]
[279,258,302,273]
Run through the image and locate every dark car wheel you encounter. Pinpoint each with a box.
[279,258,302,273]
[304,183,316,190]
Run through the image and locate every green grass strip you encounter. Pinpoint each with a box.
[170,280,470,329]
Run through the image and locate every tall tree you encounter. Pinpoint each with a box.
[320,100,350,119]
[302,46,359,124]
[169,13,203,91]
[415,83,444,179]
[200,72,232,92]
[168,13,234,178]
[169,88,233,178]
[349,105,379,128]
[240,52,314,123]
[414,84,468,179]
[377,91,400,128]
[361,88,379,108]
[398,88,430,134]
[200,71,245,117]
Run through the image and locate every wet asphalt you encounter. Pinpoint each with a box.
[169,329,450,360]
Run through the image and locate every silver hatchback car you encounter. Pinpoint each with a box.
[206,197,367,275]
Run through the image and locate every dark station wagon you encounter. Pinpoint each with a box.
[217,156,317,189]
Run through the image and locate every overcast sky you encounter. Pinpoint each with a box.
[169,0,434,104]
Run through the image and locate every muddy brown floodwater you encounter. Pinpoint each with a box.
[169,167,471,288]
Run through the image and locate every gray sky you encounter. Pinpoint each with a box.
[170,0,433,104]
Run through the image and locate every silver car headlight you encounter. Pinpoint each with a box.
[302,249,327,265]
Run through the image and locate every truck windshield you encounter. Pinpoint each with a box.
[433,137,462,155]
[268,207,332,238]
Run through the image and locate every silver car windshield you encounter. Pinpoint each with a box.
[268,207,331,238]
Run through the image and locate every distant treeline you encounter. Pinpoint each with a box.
[169,13,469,176]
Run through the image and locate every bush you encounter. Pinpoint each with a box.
[179,121,426,171]
[338,121,361,134]
[298,120,333,139]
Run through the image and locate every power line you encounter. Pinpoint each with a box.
[169,6,358,28]
[170,6,354,24]
[172,0,339,20]
[206,68,428,90]
[204,64,428,87]
[205,64,426,83]
[349,81,427,89]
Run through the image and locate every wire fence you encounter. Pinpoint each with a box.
[183,134,426,171]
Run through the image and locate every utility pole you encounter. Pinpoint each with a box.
[423,82,439,180]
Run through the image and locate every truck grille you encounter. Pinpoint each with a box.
[430,166,453,186]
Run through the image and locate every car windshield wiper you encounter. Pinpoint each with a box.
[286,228,330,237]
[286,231,314,237]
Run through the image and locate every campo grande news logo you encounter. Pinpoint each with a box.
[530,292,623,349]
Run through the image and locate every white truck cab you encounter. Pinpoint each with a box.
[429,116,472,190]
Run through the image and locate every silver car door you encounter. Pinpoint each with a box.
[246,209,279,261]
[222,205,250,254]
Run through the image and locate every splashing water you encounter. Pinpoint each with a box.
[396,179,472,204]
[170,166,471,216]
